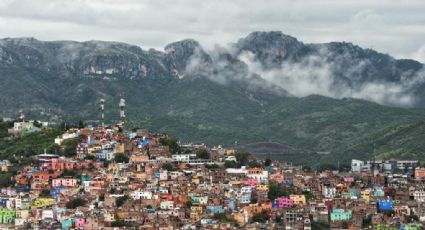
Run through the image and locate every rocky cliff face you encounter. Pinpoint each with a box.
[0,31,424,114]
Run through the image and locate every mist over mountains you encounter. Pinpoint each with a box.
[1,31,423,110]
[1,31,425,164]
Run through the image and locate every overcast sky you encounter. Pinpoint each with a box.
[0,0,424,62]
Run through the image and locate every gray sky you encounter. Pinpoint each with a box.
[0,0,424,62]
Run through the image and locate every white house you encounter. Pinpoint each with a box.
[131,190,153,200]
[160,201,174,210]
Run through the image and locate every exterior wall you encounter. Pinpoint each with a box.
[160,201,174,210]
[415,168,425,180]
[52,178,78,187]
[290,195,306,205]
[330,209,352,221]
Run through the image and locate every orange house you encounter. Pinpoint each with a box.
[248,167,264,175]
[32,172,56,183]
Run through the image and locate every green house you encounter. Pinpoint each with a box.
[330,209,352,221]
[0,209,16,224]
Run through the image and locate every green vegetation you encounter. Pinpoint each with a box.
[60,169,79,178]
[162,163,177,171]
[311,220,331,230]
[159,136,180,154]
[61,138,81,157]
[115,195,130,207]
[224,160,238,169]
[66,198,87,209]
[213,213,238,224]
[0,172,14,188]
[111,220,126,227]
[195,149,209,159]
[1,76,425,167]
[114,154,129,163]
[268,182,290,200]
[0,127,62,164]
[252,210,270,223]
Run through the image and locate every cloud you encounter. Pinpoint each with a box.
[413,45,425,63]
[0,0,425,60]
[185,44,425,107]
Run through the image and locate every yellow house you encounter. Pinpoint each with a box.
[114,144,125,154]
[256,184,269,192]
[192,176,200,185]
[361,190,371,204]
[134,172,146,180]
[190,211,202,223]
[32,198,54,209]
[191,206,203,213]
[289,195,306,206]
[226,149,236,156]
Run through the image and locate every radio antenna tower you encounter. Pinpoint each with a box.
[119,94,126,128]
[100,98,105,129]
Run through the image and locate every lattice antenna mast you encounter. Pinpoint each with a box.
[119,94,126,128]
[100,99,105,129]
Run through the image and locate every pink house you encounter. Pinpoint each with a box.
[270,173,284,184]
[344,177,354,183]
[52,178,79,187]
[75,218,85,228]
[274,197,295,208]
[241,178,259,187]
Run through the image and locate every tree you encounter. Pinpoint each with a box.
[33,120,42,128]
[114,154,129,163]
[66,198,87,209]
[302,165,312,172]
[236,152,250,166]
[248,160,262,168]
[61,169,78,178]
[264,158,272,167]
[252,210,270,223]
[159,137,180,154]
[40,189,51,197]
[116,195,130,207]
[205,164,219,169]
[78,120,85,129]
[268,182,289,200]
[162,163,176,171]
[0,173,14,188]
[111,220,126,227]
[62,138,80,157]
[84,155,96,160]
[224,160,238,168]
[196,149,209,159]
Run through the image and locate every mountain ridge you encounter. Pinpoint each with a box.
[1,31,425,165]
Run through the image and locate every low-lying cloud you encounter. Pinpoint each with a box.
[185,45,425,107]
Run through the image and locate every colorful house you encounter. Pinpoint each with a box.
[289,195,306,205]
[206,205,224,214]
[273,197,294,208]
[52,178,79,187]
[330,209,352,221]
[191,196,208,205]
[0,209,16,224]
[378,200,394,212]
[32,198,54,209]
